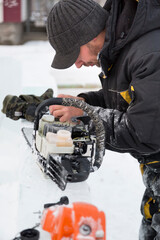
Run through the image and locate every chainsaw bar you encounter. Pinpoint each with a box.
[21,127,33,148]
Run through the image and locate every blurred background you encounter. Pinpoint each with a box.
[0,0,106,45]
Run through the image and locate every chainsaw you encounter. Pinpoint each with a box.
[22,97,105,190]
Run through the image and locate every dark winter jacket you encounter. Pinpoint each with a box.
[78,0,160,163]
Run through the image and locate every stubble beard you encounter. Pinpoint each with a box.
[86,43,101,67]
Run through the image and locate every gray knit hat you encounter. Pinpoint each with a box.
[47,0,108,69]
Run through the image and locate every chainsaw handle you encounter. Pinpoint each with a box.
[34,97,105,170]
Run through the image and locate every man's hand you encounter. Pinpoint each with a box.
[49,94,85,122]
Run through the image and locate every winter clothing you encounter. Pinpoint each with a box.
[139,168,160,239]
[46,0,108,69]
[79,0,160,156]
[77,0,160,238]
[1,88,53,122]
[139,218,157,240]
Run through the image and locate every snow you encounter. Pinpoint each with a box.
[0,41,145,240]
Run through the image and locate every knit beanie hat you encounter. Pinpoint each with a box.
[47,0,108,69]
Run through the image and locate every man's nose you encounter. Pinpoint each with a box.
[75,60,83,68]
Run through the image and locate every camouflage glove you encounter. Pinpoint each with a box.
[1,88,53,122]
[19,88,53,104]
[2,95,27,120]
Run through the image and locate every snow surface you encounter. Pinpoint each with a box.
[0,41,145,240]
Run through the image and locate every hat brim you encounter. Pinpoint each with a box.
[51,47,80,69]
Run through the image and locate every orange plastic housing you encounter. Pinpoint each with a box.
[41,202,106,240]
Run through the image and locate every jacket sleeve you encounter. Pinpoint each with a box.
[94,52,160,155]
[77,89,106,108]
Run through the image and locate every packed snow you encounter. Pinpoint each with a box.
[0,41,145,240]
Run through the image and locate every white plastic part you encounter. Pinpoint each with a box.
[42,115,54,122]
[56,130,73,147]
[57,129,71,139]
[41,137,74,159]
[36,130,74,158]
[38,114,54,134]
[46,132,57,144]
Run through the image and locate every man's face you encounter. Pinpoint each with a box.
[75,42,100,68]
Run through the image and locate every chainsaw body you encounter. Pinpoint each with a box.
[41,202,106,240]
[32,98,105,190]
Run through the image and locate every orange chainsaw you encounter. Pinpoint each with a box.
[41,197,106,240]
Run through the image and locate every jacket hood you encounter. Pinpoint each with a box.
[101,0,160,64]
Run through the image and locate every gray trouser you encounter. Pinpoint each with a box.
[139,164,160,240]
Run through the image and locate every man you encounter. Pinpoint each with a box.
[47,0,160,239]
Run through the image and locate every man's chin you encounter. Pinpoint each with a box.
[84,62,100,67]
